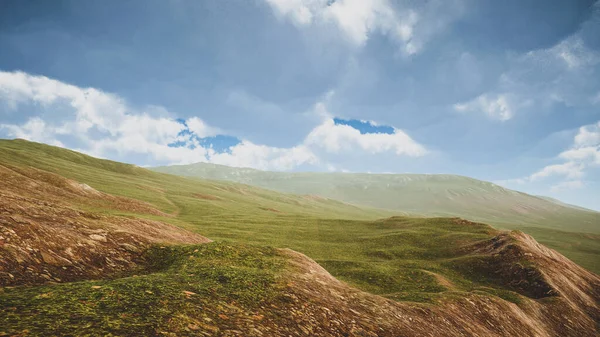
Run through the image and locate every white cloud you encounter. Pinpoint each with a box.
[529,162,585,181]
[574,121,600,147]
[186,117,220,139]
[559,146,600,165]
[529,122,600,182]
[209,142,318,170]
[0,117,64,147]
[501,120,600,194]
[324,0,417,47]
[305,118,426,156]
[0,70,319,170]
[453,94,515,121]
[457,11,600,125]
[263,0,461,55]
[0,70,427,171]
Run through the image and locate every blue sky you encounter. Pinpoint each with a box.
[1,0,599,210]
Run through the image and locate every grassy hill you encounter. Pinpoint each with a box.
[1,139,599,336]
[151,161,600,273]
[151,162,599,234]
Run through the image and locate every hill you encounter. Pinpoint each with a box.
[152,162,600,273]
[151,162,599,234]
[1,139,599,336]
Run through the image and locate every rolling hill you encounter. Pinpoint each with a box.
[152,162,600,272]
[1,139,599,336]
[151,162,599,234]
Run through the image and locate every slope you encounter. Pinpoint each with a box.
[0,139,393,222]
[151,162,599,234]
[2,224,599,336]
[152,162,600,273]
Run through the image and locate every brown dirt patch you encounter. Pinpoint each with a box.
[0,165,210,286]
[421,270,458,291]
[0,164,168,217]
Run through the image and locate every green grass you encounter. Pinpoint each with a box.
[152,161,600,234]
[0,242,284,337]
[0,139,392,221]
[0,227,532,336]
[0,220,531,336]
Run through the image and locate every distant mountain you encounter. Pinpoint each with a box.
[152,162,600,235]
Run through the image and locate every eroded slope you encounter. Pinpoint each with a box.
[1,234,598,336]
[0,163,209,286]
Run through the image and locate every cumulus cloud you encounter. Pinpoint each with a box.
[574,121,600,148]
[263,0,462,55]
[305,118,426,156]
[530,122,600,182]
[500,120,600,192]
[0,70,426,170]
[209,142,318,171]
[0,70,318,169]
[0,117,64,147]
[265,0,322,25]
[529,162,585,181]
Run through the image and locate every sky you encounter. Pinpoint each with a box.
[0,0,599,210]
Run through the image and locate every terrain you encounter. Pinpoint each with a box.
[0,139,599,336]
[152,162,600,273]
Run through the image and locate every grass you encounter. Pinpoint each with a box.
[501,226,600,273]
[0,139,392,221]
[152,160,600,234]
[0,242,284,337]
[0,225,532,336]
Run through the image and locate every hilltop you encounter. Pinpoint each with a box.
[0,139,599,336]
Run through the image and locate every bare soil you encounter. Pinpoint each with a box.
[0,164,209,286]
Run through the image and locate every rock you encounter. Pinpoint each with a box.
[119,243,139,253]
[40,251,59,265]
[89,234,107,242]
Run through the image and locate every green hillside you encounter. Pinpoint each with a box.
[0,139,393,223]
[0,139,532,295]
[0,138,598,273]
[151,162,600,272]
[151,162,599,233]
